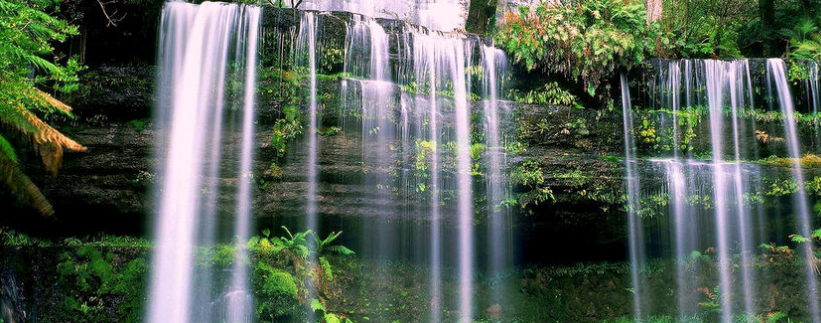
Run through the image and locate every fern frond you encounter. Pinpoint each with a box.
[6,104,86,176]
[0,134,18,165]
[34,88,72,113]
[0,153,54,216]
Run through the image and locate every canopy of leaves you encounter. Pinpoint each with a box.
[495,0,667,98]
[659,0,752,58]
[0,0,85,215]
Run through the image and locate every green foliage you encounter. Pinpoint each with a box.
[249,227,354,311]
[50,246,147,323]
[313,230,355,257]
[0,0,86,215]
[128,118,150,132]
[760,154,821,170]
[311,298,354,323]
[510,159,554,210]
[509,81,580,108]
[413,139,434,179]
[272,105,303,158]
[660,0,749,58]
[254,262,303,321]
[785,18,821,61]
[495,0,665,98]
[766,178,799,197]
[318,126,342,136]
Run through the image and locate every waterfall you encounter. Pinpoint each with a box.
[627,58,821,322]
[294,13,319,323]
[335,14,512,319]
[149,2,260,323]
[297,0,469,31]
[481,45,510,305]
[620,74,644,322]
[149,4,509,321]
[703,60,757,323]
[768,59,820,323]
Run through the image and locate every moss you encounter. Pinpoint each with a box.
[760,154,821,169]
[127,118,150,132]
[254,262,303,321]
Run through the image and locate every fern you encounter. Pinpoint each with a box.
[0,0,85,215]
[0,134,18,165]
[786,19,821,61]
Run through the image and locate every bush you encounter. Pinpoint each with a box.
[495,0,667,98]
[660,0,752,58]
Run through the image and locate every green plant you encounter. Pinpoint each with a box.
[785,18,821,61]
[509,82,581,108]
[660,0,749,58]
[495,0,666,98]
[51,246,147,323]
[311,230,355,288]
[510,159,555,211]
[128,118,150,132]
[318,126,342,136]
[311,298,354,323]
[272,105,303,158]
[253,262,303,321]
[249,227,355,308]
[0,0,87,215]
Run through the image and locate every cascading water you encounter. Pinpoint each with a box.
[149,3,510,321]
[298,0,469,31]
[481,45,510,306]
[620,74,644,322]
[625,58,821,322]
[767,58,821,323]
[335,13,512,319]
[806,62,820,116]
[149,2,260,323]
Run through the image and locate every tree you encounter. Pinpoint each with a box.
[0,0,86,215]
[646,0,662,24]
[759,0,776,56]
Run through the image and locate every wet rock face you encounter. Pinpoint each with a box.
[4,125,154,237]
[66,65,155,122]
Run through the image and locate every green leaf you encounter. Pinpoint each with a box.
[325,245,355,256]
[790,234,810,244]
[310,298,325,312]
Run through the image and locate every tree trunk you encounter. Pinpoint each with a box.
[645,0,662,24]
[760,0,776,57]
[800,0,814,18]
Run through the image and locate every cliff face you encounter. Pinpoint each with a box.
[1,54,632,263]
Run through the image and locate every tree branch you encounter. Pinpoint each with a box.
[96,0,126,27]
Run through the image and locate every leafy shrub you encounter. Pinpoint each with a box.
[509,81,580,108]
[510,159,554,210]
[495,0,666,98]
[660,0,750,58]
[785,18,821,61]
[272,105,303,157]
